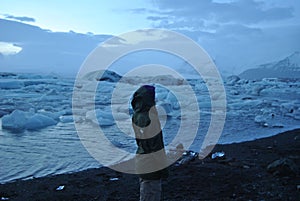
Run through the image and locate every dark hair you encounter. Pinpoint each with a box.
[141,85,155,100]
[131,85,155,113]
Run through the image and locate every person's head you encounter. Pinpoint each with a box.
[130,85,157,128]
[131,85,155,113]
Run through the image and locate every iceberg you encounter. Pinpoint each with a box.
[59,115,74,123]
[26,114,57,130]
[0,80,24,89]
[2,110,29,132]
[17,74,43,79]
[38,110,65,121]
[83,70,121,82]
[1,109,58,132]
[86,108,115,126]
[226,75,240,86]
[166,92,180,110]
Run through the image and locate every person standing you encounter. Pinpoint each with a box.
[131,85,169,201]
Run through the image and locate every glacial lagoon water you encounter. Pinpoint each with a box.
[1,74,300,183]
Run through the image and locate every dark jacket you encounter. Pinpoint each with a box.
[131,85,169,180]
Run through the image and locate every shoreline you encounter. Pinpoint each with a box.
[0,128,299,200]
[0,124,297,185]
[0,127,296,184]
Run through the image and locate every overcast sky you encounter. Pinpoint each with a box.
[1,0,300,74]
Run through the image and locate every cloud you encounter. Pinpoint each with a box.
[4,14,36,22]
[146,16,169,21]
[0,18,112,77]
[0,42,22,55]
[215,1,294,24]
[215,24,262,36]
[140,0,299,75]
[146,0,294,30]
[129,8,148,14]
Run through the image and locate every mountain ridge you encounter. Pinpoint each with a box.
[239,51,300,80]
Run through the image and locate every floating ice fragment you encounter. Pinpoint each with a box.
[26,114,57,130]
[1,109,58,132]
[0,80,24,89]
[2,110,28,132]
[86,109,115,126]
[211,151,225,160]
[109,178,119,181]
[59,115,74,123]
[56,185,65,191]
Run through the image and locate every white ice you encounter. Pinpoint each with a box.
[0,80,24,89]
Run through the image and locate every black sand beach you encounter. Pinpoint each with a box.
[1,129,299,201]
